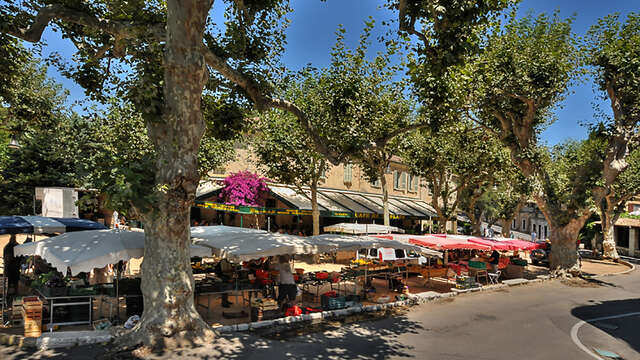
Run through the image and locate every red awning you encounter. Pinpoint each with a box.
[409,235,491,251]
[467,238,516,251]
[493,238,544,251]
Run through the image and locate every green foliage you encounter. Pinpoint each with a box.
[401,121,510,221]
[0,44,78,215]
[253,110,327,189]
[585,12,640,128]
[77,101,237,216]
[537,138,602,226]
[472,11,579,159]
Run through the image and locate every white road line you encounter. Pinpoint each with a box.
[570,311,640,359]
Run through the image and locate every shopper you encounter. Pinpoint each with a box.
[3,234,20,297]
[273,255,297,307]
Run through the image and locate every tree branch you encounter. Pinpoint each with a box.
[201,44,342,165]
[3,4,163,43]
[397,0,429,47]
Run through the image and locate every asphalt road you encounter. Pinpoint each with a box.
[3,268,639,360]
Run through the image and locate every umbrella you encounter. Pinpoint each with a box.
[14,229,212,275]
[52,218,108,232]
[492,237,544,251]
[323,223,405,234]
[191,225,324,261]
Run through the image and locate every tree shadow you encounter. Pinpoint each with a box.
[571,298,640,354]
[1,311,424,359]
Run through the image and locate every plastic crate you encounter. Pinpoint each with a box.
[468,261,486,269]
[324,296,346,310]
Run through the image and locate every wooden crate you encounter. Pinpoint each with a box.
[22,297,43,318]
[24,318,42,337]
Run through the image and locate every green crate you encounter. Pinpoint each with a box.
[468,261,486,269]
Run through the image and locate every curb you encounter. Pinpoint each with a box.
[594,259,635,278]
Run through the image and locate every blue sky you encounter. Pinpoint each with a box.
[39,0,634,145]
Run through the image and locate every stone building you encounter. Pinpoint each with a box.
[510,201,549,241]
[192,148,443,234]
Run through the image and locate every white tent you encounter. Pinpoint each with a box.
[307,234,420,252]
[323,223,405,234]
[191,226,326,261]
[14,229,212,275]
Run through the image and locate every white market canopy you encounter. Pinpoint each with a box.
[191,226,325,261]
[307,234,419,252]
[323,223,405,235]
[14,229,212,275]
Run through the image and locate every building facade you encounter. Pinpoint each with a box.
[192,147,442,234]
[511,201,549,241]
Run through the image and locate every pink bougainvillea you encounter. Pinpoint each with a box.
[219,171,270,207]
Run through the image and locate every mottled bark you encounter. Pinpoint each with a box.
[119,0,214,350]
[311,182,320,236]
[545,215,590,277]
[600,211,620,260]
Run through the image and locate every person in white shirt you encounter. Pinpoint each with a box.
[273,255,296,306]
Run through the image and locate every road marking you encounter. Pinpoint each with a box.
[570,312,640,359]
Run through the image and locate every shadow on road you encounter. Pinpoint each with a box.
[571,298,640,354]
[1,311,424,360]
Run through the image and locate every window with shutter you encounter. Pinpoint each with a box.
[409,175,419,192]
[393,170,399,189]
[343,163,353,184]
[400,172,407,189]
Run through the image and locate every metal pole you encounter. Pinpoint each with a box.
[267,217,271,232]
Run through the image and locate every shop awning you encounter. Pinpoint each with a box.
[320,192,375,214]
[14,229,213,275]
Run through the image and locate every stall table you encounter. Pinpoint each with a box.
[36,289,94,331]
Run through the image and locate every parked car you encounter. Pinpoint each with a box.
[531,242,581,267]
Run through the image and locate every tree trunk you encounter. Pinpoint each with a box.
[470,217,482,236]
[437,216,448,234]
[381,171,390,226]
[500,219,511,238]
[548,219,586,277]
[311,182,320,236]
[601,212,619,260]
[118,0,214,350]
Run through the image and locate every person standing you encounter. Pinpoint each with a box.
[487,250,500,272]
[273,255,296,307]
[3,234,20,297]
[531,230,537,242]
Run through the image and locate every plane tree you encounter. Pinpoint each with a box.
[0,0,521,349]
[585,13,640,259]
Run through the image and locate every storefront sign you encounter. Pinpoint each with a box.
[195,201,407,219]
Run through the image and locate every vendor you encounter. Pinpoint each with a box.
[214,259,234,308]
[3,234,20,297]
[487,250,500,272]
[273,255,296,307]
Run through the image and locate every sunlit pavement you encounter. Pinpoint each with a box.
[2,268,639,359]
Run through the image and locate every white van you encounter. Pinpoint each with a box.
[357,248,427,265]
